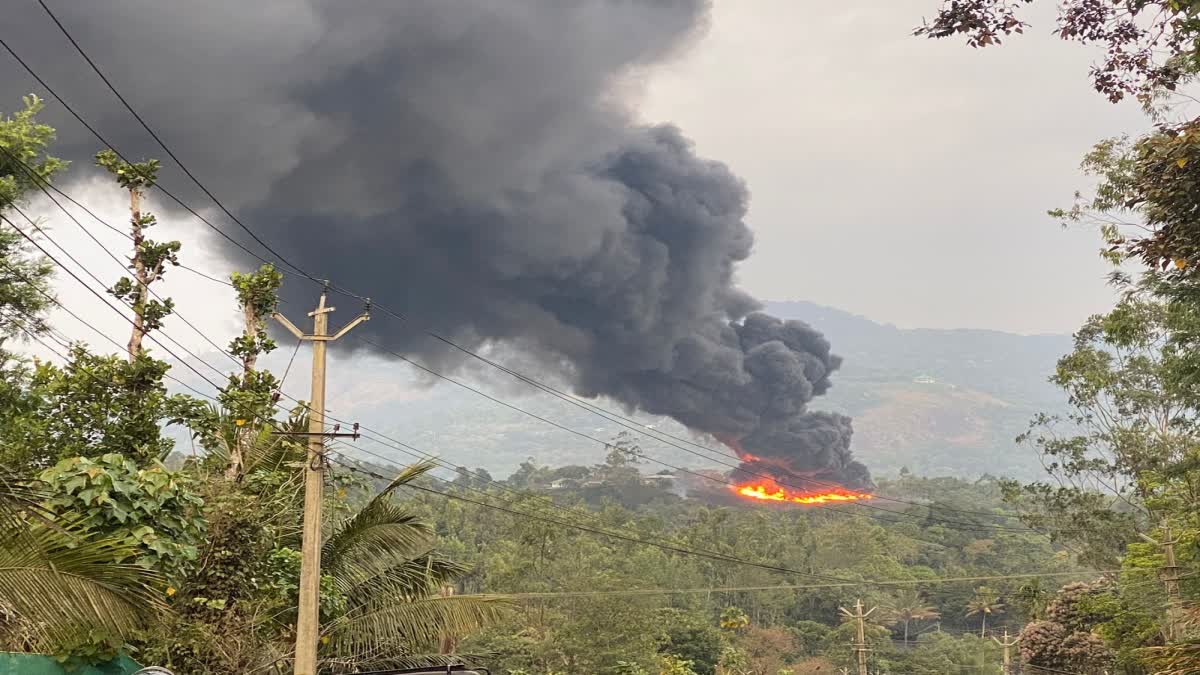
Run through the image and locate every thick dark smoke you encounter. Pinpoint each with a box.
[0,0,870,490]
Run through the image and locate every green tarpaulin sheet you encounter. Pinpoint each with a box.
[0,653,142,675]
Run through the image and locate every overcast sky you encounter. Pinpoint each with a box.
[3,0,1148,365]
[636,0,1148,333]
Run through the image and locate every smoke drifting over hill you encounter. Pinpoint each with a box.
[2,0,870,489]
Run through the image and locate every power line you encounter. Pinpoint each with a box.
[324,451,904,586]
[2,18,1050,530]
[0,33,315,284]
[0,211,227,392]
[7,196,883,554]
[0,254,1123,644]
[0,144,236,289]
[0,164,242,378]
[1,167,1055,538]
[324,436,871,581]
[2,154,1050,542]
[33,0,315,282]
[3,194,938,577]
[0,267,910,592]
[0,265,221,404]
[322,451,1109,593]
[371,304,1035,522]
[345,333,1054,535]
[0,25,1074,534]
[3,12,1034,526]
[0,226,730,560]
[448,570,1117,600]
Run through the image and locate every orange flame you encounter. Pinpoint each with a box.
[732,477,872,505]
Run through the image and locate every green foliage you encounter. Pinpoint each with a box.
[39,454,206,581]
[0,515,164,656]
[0,347,204,470]
[94,149,158,190]
[965,586,1005,636]
[0,96,62,350]
[217,264,285,479]
[915,0,1200,103]
[409,461,1077,674]
[231,264,283,329]
[656,609,721,675]
[1006,290,1200,566]
[897,633,1001,675]
[885,588,940,644]
[0,95,67,210]
[106,238,181,335]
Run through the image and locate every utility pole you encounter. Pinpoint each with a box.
[1139,524,1185,641]
[274,286,369,675]
[840,598,875,675]
[992,628,1020,675]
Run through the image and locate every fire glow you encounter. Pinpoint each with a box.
[732,478,873,505]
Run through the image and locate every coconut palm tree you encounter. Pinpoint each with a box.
[0,468,163,651]
[318,461,507,671]
[965,586,1005,638]
[194,403,307,478]
[885,589,940,646]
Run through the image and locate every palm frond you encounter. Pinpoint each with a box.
[198,404,306,475]
[0,468,52,534]
[322,461,438,589]
[375,460,437,499]
[324,594,509,661]
[344,554,472,606]
[0,469,46,512]
[0,523,163,647]
[323,505,431,590]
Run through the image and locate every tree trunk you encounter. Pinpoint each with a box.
[225,302,262,480]
[439,585,458,654]
[904,619,909,646]
[126,187,146,361]
[981,612,987,638]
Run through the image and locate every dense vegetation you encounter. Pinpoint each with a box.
[372,461,1086,674]
[0,98,500,673]
[5,2,1200,671]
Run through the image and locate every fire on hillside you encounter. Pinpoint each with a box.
[730,477,873,505]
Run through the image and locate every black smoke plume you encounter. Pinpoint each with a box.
[1,0,870,490]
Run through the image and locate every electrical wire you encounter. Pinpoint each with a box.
[322,451,940,586]
[4,189,240,380]
[34,0,315,282]
[0,212,228,392]
[322,448,1111,590]
[1,22,1066,529]
[0,148,1054,539]
[0,265,221,403]
[435,570,1118,600]
[0,144,237,289]
[0,33,316,285]
[345,333,1059,535]
[0,36,1092,539]
[0,273,1149,657]
[399,313,1032,520]
[0,205,797,556]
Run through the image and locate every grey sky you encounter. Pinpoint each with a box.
[4,0,1147,354]
[640,0,1147,334]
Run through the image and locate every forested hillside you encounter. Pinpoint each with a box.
[336,457,1102,674]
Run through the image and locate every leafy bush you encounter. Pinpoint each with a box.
[40,453,205,581]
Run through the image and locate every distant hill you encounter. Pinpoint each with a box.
[284,301,1075,482]
[763,301,1072,479]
